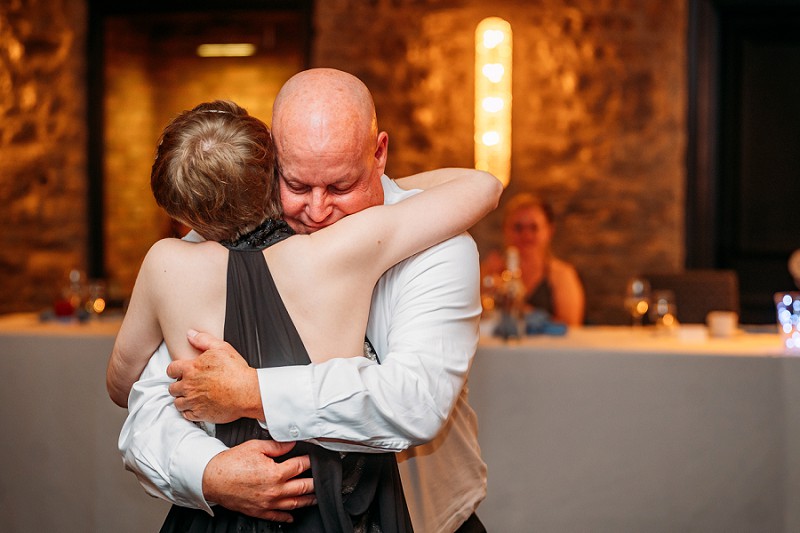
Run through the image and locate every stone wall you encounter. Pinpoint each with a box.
[313,0,687,324]
[0,0,686,324]
[0,0,88,314]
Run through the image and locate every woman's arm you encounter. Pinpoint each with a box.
[551,259,586,326]
[106,241,172,407]
[395,167,491,191]
[312,168,503,281]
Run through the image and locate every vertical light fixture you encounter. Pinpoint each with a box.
[475,17,512,187]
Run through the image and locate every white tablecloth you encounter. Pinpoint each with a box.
[0,313,168,533]
[3,315,799,532]
[471,326,800,532]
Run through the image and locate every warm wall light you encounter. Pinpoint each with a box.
[196,43,256,57]
[475,17,512,187]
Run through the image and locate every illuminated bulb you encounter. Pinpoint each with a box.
[474,17,512,187]
[482,63,505,83]
[483,29,505,49]
[482,131,500,146]
[482,97,504,112]
[196,43,256,57]
[92,298,106,314]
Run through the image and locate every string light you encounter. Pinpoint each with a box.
[475,18,512,187]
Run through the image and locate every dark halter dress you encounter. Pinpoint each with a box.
[160,219,413,533]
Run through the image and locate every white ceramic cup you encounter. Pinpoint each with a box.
[706,311,738,338]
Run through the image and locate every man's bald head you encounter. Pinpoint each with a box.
[272,68,378,158]
[271,69,388,234]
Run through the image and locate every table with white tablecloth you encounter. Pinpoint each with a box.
[0,313,169,533]
[470,326,800,532]
[2,315,800,532]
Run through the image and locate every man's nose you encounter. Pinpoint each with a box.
[307,189,333,223]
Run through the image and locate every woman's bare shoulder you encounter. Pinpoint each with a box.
[264,234,323,278]
[146,237,224,255]
[550,256,580,281]
[143,239,227,277]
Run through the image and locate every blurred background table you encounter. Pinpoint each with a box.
[0,313,169,533]
[471,326,800,532]
[3,313,800,532]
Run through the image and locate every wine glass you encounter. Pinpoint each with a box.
[649,289,677,333]
[624,277,651,327]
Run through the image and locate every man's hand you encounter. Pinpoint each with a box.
[204,440,316,522]
[167,330,263,423]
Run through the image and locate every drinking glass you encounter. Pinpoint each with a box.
[85,280,107,317]
[650,289,678,333]
[624,277,651,327]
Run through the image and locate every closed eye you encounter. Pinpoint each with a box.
[328,182,356,194]
[284,180,310,193]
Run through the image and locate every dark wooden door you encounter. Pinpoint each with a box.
[688,0,800,323]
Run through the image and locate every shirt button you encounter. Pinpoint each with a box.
[289,426,299,438]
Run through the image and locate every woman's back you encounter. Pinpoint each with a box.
[140,232,377,364]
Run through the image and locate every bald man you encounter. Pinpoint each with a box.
[120,69,488,533]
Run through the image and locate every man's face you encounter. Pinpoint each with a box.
[278,135,386,234]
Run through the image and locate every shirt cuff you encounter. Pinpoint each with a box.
[258,365,316,441]
[170,431,229,515]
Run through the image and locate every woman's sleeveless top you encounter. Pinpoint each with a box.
[525,278,555,315]
[160,219,413,533]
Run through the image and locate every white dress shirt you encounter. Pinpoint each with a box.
[118,175,487,532]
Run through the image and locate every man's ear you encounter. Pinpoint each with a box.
[374,131,389,172]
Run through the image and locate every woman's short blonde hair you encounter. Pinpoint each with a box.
[151,100,281,242]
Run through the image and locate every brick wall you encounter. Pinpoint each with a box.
[0,0,686,324]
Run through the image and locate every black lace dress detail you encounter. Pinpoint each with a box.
[220,218,295,251]
[160,218,413,533]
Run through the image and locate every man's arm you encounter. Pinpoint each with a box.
[120,343,226,510]
[119,342,315,520]
[263,233,480,449]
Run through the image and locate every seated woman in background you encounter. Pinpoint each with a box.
[481,192,585,326]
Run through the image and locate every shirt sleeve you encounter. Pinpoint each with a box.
[118,342,227,514]
[260,233,481,451]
